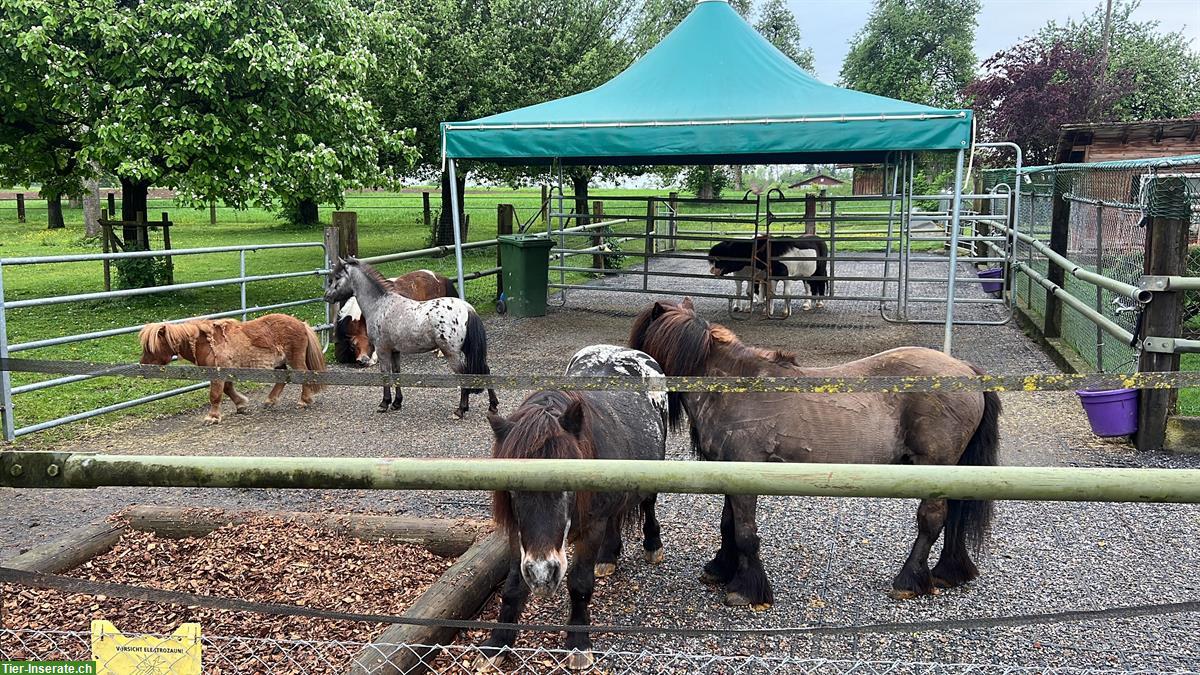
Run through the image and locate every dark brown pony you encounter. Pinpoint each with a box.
[333,270,457,366]
[629,298,1001,608]
[479,345,668,671]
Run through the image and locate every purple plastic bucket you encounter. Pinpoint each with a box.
[1076,388,1139,437]
[977,267,1004,294]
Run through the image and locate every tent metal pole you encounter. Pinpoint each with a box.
[942,148,967,354]
[448,159,467,300]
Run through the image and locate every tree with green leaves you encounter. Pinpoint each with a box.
[0,0,99,229]
[1036,0,1200,121]
[754,0,814,72]
[1,0,414,236]
[839,0,981,107]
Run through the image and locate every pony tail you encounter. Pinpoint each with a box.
[811,238,829,297]
[461,310,489,393]
[304,324,327,391]
[445,277,458,298]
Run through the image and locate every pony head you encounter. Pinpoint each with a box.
[628,298,710,429]
[138,321,209,365]
[707,240,751,277]
[324,257,356,304]
[489,393,593,598]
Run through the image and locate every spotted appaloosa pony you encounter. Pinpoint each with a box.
[138,314,326,425]
[629,298,1000,608]
[334,270,457,366]
[478,345,667,671]
[708,235,828,315]
[324,257,498,418]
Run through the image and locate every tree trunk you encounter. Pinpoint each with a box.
[296,198,319,226]
[571,173,591,227]
[698,180,714,200]
[83,178,101,238]
[119,176,150,246]
[435,170,467,247]
[733,165,743,191]
[46,192,65,229]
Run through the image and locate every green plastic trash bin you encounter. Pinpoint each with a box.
[498,234,554,317]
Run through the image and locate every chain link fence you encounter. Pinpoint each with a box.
[985,155,1200,372]
[5,628,1199,674]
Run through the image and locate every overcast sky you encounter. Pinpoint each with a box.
[791,0,1200,83]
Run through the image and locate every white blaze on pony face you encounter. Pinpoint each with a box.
[566,344,668,418]
[514,493,572,597]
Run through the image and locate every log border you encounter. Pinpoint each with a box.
[2,506,507,675]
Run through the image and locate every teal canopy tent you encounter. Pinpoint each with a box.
[441,0,972,165]
[438,0,984,354]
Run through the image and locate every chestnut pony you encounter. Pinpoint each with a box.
[334,270,457,366]
[138,313,326,424]
[629,298,1000,608]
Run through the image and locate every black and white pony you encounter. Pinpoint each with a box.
[323,257,498,418]
[478,344,667,671]
[708,235,828,316]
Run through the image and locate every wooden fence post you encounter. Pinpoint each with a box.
[667,192,679,252]
[107,192,116,218]
[333,211,359,257]
[1043,170,1070,338]
[161,212,174,284]
[422,191,432,230]
[804,193,817,236]
[541,184,549,227]
[324,226,342,331]
[16,193,24,223]
[102,222,112,291]
[1136,176,1191,452]
[591,201,606,273]
[496,204,514,299]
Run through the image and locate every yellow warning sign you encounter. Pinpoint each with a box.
[90,620,202,675]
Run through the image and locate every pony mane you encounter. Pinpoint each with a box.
[138,321,206,356]
[628,301,801,428]
[491,391,595,533]
[346,259,396,295]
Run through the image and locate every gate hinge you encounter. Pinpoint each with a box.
[1141,336,1177,354]
[1139,275,1171,292]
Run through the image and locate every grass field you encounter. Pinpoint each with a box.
[0,184,953,443]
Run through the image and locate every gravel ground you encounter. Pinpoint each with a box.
[3,254,1200,672]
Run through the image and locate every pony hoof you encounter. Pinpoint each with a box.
[594,562,616,578]
[887,589,919,600]
[262,400,277,408]
[724,591,751,606]
[203,416,221,426]
[235,406,249,415]
[644,548,664,565]
[452,409,466,420]
[699,570,724,586]
[471,652,506,673]
[566,650,594,671]
[390,402,403,411]
[377,404,390,413]
[751,603,772,612]
[296,402,310,409]
[801,302,813,312]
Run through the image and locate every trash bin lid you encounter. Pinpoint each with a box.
[498,234,556,248]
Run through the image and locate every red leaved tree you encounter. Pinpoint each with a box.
[966,38,1133,165]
